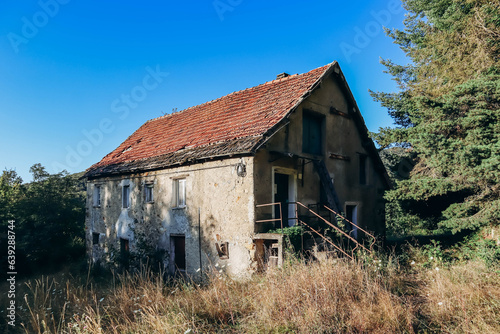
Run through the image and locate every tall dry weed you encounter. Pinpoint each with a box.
[420,261,500,333]
[245,257,414,333]
[16,256,499,333]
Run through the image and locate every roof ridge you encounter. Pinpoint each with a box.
[147,62,334,124]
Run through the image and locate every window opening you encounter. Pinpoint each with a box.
[122,185,130,208]
[144,183,154,203]
[93,185,101,207]
[216,242,229,259]
[174,179,186,207]
[303,112,323,155]
[92,232,100,245]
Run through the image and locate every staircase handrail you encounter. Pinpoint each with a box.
[298,218,354,260]
[255,202,283,232]
[322,205,377,251]
[295,202,371,254]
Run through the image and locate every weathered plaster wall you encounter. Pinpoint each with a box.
[86,156,255,278]
[256,73,386,235]
[86,69,387,277]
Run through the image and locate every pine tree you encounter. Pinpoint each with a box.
[371,0,500,234]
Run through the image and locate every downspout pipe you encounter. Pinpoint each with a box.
[198,207,203,280]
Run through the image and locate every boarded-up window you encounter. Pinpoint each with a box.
[303,112,323,155]
[216,242,229,259]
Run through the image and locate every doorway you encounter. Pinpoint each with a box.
[345,204,358,240]
[273,168,297,228]
[120,238,130,270]
[170,235,186,274]
[274,173,289,229]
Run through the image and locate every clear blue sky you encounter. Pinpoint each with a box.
[0,0,407,182]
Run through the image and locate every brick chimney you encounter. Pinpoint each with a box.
[276,72,290,80]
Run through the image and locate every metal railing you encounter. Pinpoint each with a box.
[322,205,377,251]
[297,215,354,260]
[255,202,283,232]
[295,202,372,259]
[255,201,375,260]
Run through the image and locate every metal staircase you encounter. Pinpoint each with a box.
[253,159,376,264]
[255,201,376,261]
[295,202,376,260]
[313,159,341,214]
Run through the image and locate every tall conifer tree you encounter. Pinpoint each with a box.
[371,0,500,233]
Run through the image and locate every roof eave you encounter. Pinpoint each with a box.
[83,137,261,180]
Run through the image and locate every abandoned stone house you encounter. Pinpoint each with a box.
[83,61,390,278]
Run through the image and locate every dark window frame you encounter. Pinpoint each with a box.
[174,178,186,208]
[144,182,154,203]
[93,185,101,207]
[92,232,100,245]
[122,184,130,208]
[302,110,324,155]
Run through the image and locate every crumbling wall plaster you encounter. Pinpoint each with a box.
[86,156,255,278]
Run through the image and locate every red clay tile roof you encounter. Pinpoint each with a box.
[85,62,336,178]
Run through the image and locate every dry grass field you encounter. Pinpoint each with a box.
[6,247,499,334]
